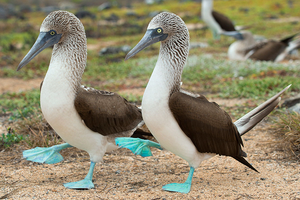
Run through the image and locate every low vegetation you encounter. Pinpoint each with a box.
[0,0,299,158]
[272,111,300,159]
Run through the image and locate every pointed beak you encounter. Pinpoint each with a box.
[17,32,62,71]
[222,31,244,40]
[125,29,168,60]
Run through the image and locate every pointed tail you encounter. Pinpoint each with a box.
[234,85,291,136]
[232,156,259,172]
[131,123,153,139]
[286,38,300,54]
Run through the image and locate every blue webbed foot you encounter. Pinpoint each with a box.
[162,182,191,194]
[162,166,195,194]
[23,143,72,164]
[64,178,94,190]
[115,137,162,157]
[64,161,96,190]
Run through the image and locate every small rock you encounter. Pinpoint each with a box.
[149,11,160,18]
[287,104,300,113]
[75,10,95,19]
[126,11,138,17]
[190,42,209,49]
[282,94,300,108]
[99,45,131,55]
[98,2,112,11]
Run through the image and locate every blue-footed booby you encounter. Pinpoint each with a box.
[201,0,243,40]
[227,31,257,61]
[17,10,156,190]
[115,12,290,194]
[228,31,300,62]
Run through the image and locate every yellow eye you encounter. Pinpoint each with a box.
[50,31,56,35]
[157,28,162,33]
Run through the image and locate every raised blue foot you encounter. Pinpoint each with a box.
[162,166,195,194]
[64,161,96,190]
[115,137,162,157]
[23,143,72,164]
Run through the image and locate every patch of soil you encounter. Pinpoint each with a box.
[0,78,43,94]
[1,121,300,199]
[1,78,299,199]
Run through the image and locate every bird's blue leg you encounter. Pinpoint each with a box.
[23,143,72,164]
[162,166,195,194]
[212,29,220,40]
[64,161,96,189]
[115,137,162,157]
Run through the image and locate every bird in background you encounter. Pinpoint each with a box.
[201,0,243,40]
[228,31,300,62]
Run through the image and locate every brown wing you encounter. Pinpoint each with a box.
[248,40,287,61]
[169,92,244,157]
[212,10,236,31]
[74,86,142,136]
[244,40,268,55]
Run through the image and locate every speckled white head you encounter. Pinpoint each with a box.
[147,12,189,43]
[40,11,85,44]
[126,12,190,70]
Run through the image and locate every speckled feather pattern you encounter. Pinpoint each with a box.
[148,12,190,93]
[42,11,87,92]
[141,12,257,171]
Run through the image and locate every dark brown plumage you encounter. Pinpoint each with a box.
[40,81,150,138]
[212,10,236,31]
[248,34,298,61]
[74,86,143,136]
[169,92,257,172]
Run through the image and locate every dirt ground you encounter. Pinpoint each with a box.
[1,78,300,199]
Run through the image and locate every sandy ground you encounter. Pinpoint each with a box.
[1,78,300,199]
[0,78,44,94]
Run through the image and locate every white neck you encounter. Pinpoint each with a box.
[40,34,87,132]
[201,0,222,33]
[141,35,208,166]
[142,39,188,109]
[142,32,189,128]
[202,0,213,12]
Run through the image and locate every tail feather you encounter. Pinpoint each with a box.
[131,128,153,139]
[234,85,291,136]
[232,156,259,172]
[131,122,153,139]
[280,33,299,44]
[286,38,300,53]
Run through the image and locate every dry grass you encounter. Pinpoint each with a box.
[8,110,62,149]
[272,111,300,160]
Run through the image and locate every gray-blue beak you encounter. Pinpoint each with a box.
[222,31,244,40]
[125,28,168,60]
[17,31,62,71]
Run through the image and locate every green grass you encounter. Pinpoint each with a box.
[181,55,298,98]
[0,90,40,114]
[0,131,25,149]
[0,0,299,155]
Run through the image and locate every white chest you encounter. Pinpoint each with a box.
[142,64,199,164]
[40,62,108,162]
[228,42,247,61]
